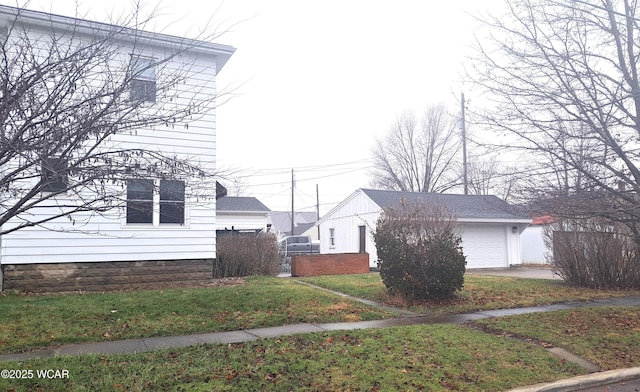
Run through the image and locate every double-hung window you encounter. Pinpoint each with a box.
[159,180,185,224]
[126,179,154,224]
[130,55,156,103]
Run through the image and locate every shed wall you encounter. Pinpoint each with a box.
[216,213,268,232]
[521,225,549,264]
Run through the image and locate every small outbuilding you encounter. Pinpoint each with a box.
[521,215,554,264]
[216,196,271,234]
[316,189,532,269]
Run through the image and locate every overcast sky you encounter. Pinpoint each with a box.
[3,0,503,215]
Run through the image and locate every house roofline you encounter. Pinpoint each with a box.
[315,189,364,226]
[0,4,236,72]
[317,188,534,227]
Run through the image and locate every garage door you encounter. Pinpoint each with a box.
[460,224,508,269]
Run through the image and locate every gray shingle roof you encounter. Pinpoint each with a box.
[216,197,271,212]
[360,189,529,220]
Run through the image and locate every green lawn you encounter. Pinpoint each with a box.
[299,273,640,315]
[4,273,639,355]
[2,274,640,391]
[473,305,640,371]
[0,276,395,354]
[0,324,584,392]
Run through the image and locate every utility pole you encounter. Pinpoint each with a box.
[291,169,295,235]
[316,184,320,240]
[461,91,468,195]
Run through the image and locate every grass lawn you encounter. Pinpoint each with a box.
[2,274,640,391]
[473,305,640,371]
[0,324,585,392]
[299,273,640,315]
[0,276,395,354]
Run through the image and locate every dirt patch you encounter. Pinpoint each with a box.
[8,277,248,296]
[200,277,247,288]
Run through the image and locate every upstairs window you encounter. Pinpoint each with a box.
[41,157,68,193]
[159,180,185,224]
[126,179,154,224]
[130,55,156,103]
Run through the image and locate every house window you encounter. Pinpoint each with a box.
[126,179,186,225]
[126,179,154,224]
[41,157,68,193]
[159,180,185,224]
[130,56,156,103]
[329,228,335,247]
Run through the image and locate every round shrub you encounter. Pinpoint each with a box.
[374,201,466,300]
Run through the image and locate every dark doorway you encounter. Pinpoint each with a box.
[358,225,366,253]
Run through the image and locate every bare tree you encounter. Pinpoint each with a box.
[466,0,640,239]
[465,155,523,202]
[371,104,461,193]
[0,4,233,235]
[467,155,499,196]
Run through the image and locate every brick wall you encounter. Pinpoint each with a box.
[291,253,369,277]
[2,259,213,293]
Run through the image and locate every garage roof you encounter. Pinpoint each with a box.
[360,189,529,221]
[216,196,271,213]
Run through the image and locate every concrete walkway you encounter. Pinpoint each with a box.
[2,274,640,391]
[469,266,561,280]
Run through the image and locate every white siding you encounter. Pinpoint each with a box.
[319,191,380,268]
[0,22,224,265]
[216,212,268,232]
[521,225,549,264]
[0,199,216,263]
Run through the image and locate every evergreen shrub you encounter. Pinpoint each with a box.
[374,201,466,300]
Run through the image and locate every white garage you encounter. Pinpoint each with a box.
[317,189,531,269]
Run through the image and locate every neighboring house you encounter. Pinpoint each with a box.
[216,196,271,234]
[317,189,532,269]
[268,211,318,239]
[521,216,554,264]
[0,6,234,291]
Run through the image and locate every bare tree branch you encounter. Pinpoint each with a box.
[466,0,640,239]
[370,104,462,193]
[0,3,234,235]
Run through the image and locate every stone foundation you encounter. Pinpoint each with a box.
[2,259,213,293]
[291,253,369,277]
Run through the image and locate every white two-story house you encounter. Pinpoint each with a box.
[0,5,235,291]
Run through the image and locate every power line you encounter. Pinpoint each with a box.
[238,164,371,188]
[219,159,372,180]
